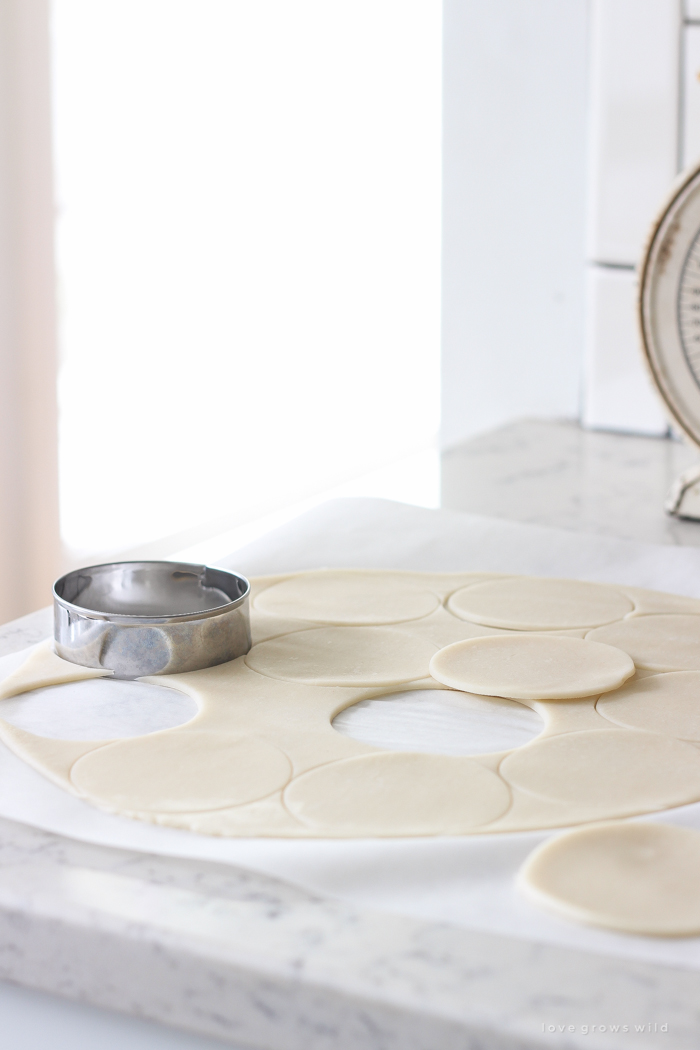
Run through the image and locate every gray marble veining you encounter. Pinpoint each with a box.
[0,605,53,657]
[442,418,700,547]
[0,815,699,1049]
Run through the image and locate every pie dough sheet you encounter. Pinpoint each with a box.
[284,752,512,835]
[519,822,700,936]
[597,671,700,739]
[71,732,293,814]
[254,569,440,625]
[500,730,700,812]
[429,635,634,700]
[588,614,700,671]
[448,577,633,630]
[245,625,439,686]
[0,642,110,700]
[3,569,700,839]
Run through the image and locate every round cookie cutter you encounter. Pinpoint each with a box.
[53,561,251,679]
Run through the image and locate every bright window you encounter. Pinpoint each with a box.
[52,1,442,559]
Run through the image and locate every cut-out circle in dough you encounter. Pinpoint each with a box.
[447,577,633,630]
[332,688,544,756]
[245,626,438,686]
[254,569,439,625]
[284,751,511,834]
[70,732,292,813]
[597,671,700,740]
[429,635,634,700]
[501,729,700,812]
[0,679,198,740]
[519,821,700,935]
[587,614,700,671]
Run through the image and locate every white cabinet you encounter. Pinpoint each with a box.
[584,0,680,435]
[587,0,680,266]
[582,266,669,432]
[440,2,697,446]
[440,0,588,450]
[682,24,700,169]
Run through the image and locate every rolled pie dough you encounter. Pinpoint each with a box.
[284,751,512,835]
[2,570,700,843]
[500,729,700,812]
[245,626,439,686]
[588,614,700,671]
[519,821,700,936]
[597,671,700,740]
[254,569,440,625]
[448,577,633,630]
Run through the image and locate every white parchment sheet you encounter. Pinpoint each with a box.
[3,498,700,971]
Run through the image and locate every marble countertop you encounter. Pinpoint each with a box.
[4,424,700,1048]
[442,418,700,547]
[2,810,699,1050]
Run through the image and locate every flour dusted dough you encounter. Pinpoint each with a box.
[519,821,700,935]
[254,569,439,625]
[4,570,700,839]
[597,671,700,740]
[284,751,511,834]
[429,635,634,700]
[588,614,700,671]
[447,577,633,630]
[245,626,438,686]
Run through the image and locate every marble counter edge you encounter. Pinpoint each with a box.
[0,610,698,1050]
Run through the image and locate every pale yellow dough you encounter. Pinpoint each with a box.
[500,729,700,814]
[0,639,111,701]
[597,671,700,739]
[588,614,700,671]
[429,635,634,700]
[284,752,511,834]
[254,569,440,625]
[245,626,438,686]
[519,822,700,935]
[3,570,700,839]
[71,731,292,813]
[447,577,633,630]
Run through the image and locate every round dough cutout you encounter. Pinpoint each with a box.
[246,626,438,686]
[598,671,700,740]
[588,614,700,671]
[519,821,700,935]
[501,729,700,813]
[429,635,634,700]
[284,751,511,834]
[254,569,439,625]
[70,731,292,813]
[447,577,632,630]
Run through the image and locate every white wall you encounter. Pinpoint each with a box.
[581,0,678,436]
[441,0,589,450]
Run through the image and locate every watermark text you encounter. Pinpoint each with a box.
[541,1022,668,1035]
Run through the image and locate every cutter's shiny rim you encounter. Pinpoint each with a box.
[53,560,250,625]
